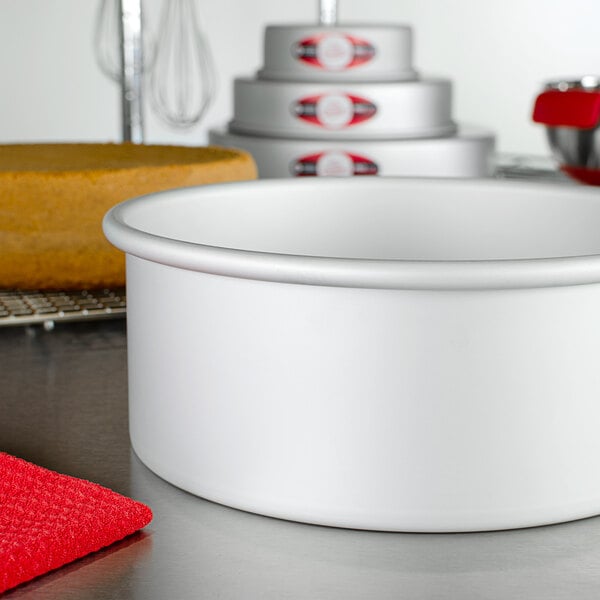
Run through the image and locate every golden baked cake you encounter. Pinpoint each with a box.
[0,143,257,289]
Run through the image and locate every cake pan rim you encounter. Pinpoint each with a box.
[103,177,600,291]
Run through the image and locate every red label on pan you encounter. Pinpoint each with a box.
[292,94,377,129]
[292,152,379,177]
[293,34,376,70]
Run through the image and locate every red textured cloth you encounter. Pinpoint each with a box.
[0,452,152,593]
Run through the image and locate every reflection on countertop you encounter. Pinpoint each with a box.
[2,320,600,599]
[494,153,571,184]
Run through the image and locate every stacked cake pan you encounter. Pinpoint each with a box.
[210,24,495,178]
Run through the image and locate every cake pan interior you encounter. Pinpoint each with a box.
[113,177,600,264]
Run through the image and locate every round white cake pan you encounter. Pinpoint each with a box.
[105,177,600,532]
[258,24,417,82]
[210,126,494,178]
[230,77,456,140]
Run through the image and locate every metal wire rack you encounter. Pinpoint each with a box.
[0,288,126,330]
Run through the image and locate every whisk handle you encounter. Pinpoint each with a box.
[119,0,144,143]
[319,0,338,25]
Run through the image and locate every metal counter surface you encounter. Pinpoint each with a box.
[2,320,600,599]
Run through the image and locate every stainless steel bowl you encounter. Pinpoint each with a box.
[537,76,600,170]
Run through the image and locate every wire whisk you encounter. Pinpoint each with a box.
[94,0,155,82]
[94,0,215,129]
[149,0,216,128]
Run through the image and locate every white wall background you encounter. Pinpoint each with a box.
[1,0,599,155]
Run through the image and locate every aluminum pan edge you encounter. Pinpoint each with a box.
[102,178,600,291]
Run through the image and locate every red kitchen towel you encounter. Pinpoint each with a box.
[0,452,152,594]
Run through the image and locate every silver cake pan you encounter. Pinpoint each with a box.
[210,126,495,178]
[230,78,456,140]
[258,24,417,82]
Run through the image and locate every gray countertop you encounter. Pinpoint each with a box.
[2,319,600,599]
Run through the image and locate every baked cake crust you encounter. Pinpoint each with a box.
[0,144,257,289]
